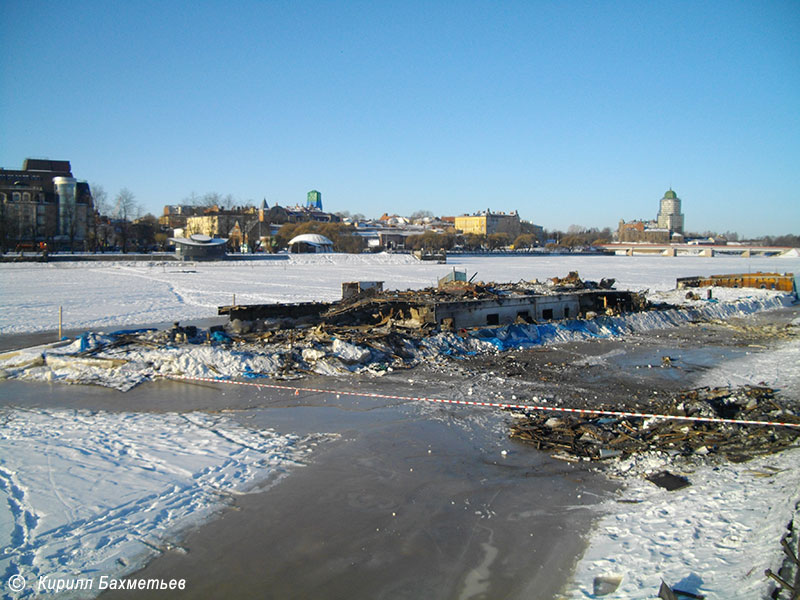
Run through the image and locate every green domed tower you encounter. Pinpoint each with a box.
[657,188,684,234]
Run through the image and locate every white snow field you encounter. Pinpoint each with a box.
[0,408,324,598]
[1,253,797,334]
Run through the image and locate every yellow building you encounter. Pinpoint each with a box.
[184,214,249,249]
[184,215,224,237]
[455,215,488,235]
[454,210,521,237]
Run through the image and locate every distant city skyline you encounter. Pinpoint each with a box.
[2,1,798,237]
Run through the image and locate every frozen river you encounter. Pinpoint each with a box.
[1,253,797,334]
[1,254,799,598]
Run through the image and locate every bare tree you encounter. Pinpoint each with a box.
[114,188,138,220]
[183,191,201,205]
[187,192,239,211]
[410,210,434,223]
[200,192,222,208]
[86,184,109,252]
[91,184,109,216]
[220,194,236,210]
[114,188,139,253]
[0,201,12,253]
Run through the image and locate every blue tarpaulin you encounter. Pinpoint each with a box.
[78,333,89,352]
[108,328,157,337]
[211,331,231,343]
[469,324,542,351]
[467,317,627,351]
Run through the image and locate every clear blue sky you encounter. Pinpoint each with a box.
[1,1,798,237]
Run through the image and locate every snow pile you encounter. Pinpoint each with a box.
[0,339,287,392]
[332,338,372,364]
[564,448,800,599]
[0,408,326,598]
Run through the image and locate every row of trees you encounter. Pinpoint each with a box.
[91,185,141,222]
[275,221,366,253]
[88,185,147,252]
[761,234,800,247]
[402,226,615,253]
[404,231,532,251]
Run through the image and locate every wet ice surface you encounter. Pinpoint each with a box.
[0,407,327,598]
[93,380,614,600]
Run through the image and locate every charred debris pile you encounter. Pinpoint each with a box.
[218,271,648,345]
[509,385,800,463]
[119,271,643,376]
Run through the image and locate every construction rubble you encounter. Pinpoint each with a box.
[509,385,800,463]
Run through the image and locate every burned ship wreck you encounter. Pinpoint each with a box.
[219,270,647,335]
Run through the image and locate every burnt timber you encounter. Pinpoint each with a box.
[676,272,796,294]
[219,278,646,332]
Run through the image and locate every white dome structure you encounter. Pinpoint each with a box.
[288,233,334,253]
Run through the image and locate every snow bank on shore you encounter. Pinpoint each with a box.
[0,408,325,598]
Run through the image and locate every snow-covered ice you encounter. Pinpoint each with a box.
[1,254,797,334]
[0,408,326,598]
[1,254,798,598]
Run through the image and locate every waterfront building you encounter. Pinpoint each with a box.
[454,210,522,238]
[0,159,93,250]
